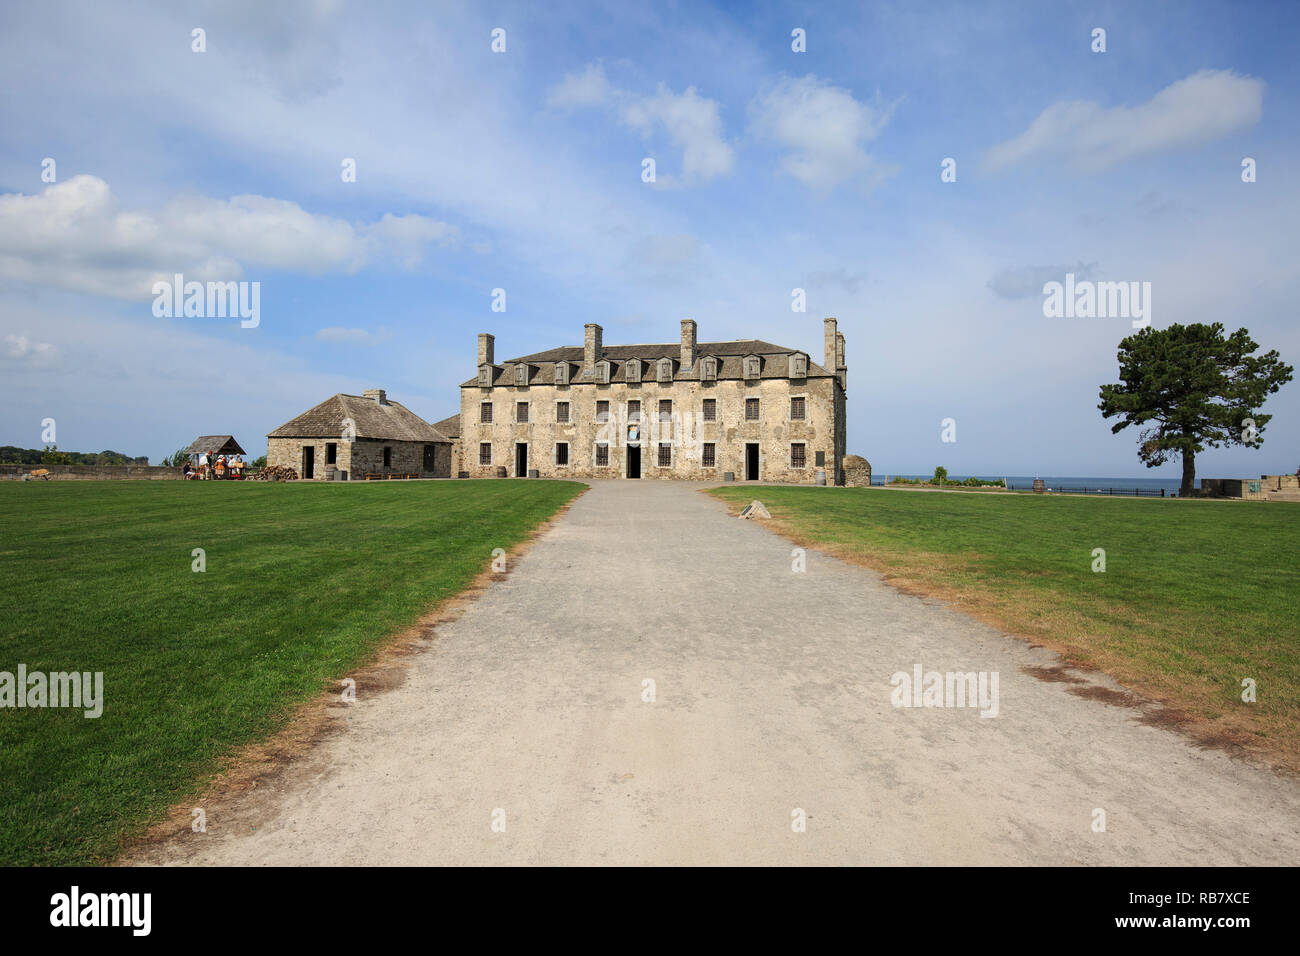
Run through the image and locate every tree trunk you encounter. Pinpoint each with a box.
[1180,449,1196,498]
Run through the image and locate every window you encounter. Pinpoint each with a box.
[514,364,529,386]
[791,354,808,378]
[480,401,493,423]
[744,356,761,379]
[745,398,760,421]
[701,357,717,381]
[479,442,492,465]
[658,399,672,422]
[790,397,806,420]
[383,446,392,468]
[594,361,610,384]
[595,443,609,467]
[478,366,492,387]
[627,400,641,421]
[658,443,671,467]
[556,443,569,466]
[658,359,673,382]
[516,401,529,423]
[815,450,825,467]
[596,400,610,422]
[556,401,570,423]
[702,443,716,468]
[791,443,807,468]
[625,360,640,383]
[554,362,568,385]
[326,442,337,465]
[702,398,716,422]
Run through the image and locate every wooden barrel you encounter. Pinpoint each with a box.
[1032,478,1045,493]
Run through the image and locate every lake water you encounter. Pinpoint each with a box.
[876,475,1187,496]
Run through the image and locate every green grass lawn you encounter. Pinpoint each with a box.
[0,479,584,865]
[709,486,1300,768]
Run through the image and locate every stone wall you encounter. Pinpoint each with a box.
[843,455,872,487]
[0,463,182,480]
[267,437,450,479]
[459,374,844,483]
[1200,478,1267,500]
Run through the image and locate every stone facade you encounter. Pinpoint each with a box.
[458,319,848,484]
[266,389,452,480]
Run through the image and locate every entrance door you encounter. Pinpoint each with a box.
[302,445,315,479]
[516,443,528,476]
[627,444,641,479]
[745,443,759,480]
[423,444,437,473]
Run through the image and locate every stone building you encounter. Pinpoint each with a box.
[457,318,848,483]
[267,389,453,479]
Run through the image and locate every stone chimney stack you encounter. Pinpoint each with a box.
[477,333,495,367]
[680,318,697,370]
[363,388,388,405]
[823,318,838,373]
[584,323,603,371]
[836,331,847,390]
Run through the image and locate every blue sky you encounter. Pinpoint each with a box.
[1,0,1297,476]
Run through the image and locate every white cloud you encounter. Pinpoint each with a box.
[3,333,60,368]
[547,63,613,109]
[623,84,735,182]
[748,74,895,191]
[0,176,459,300]
[983,69,1265,174]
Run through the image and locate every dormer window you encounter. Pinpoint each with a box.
[594,360,610,384]
[478,365,493,387]
[554,362,569,385]
[625,359,640,383]
[744,356,761,380]
[657,359,674,383]
[700,357,717,381]
[791,353,808,378]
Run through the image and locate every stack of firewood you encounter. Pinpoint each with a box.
[250,465,299,481]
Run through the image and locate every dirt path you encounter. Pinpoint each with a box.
[130,480,1300,865]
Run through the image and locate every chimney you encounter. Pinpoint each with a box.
[477,332,495,367]
[363,388,388,405]
[836,331,847,390]
[584,323,603,371]
[823,317,838,373]
[680,318,697,370]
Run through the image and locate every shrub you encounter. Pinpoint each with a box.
[932,466,948,485]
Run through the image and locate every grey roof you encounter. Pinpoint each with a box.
[461,339,831,387]
[267,394,451,442]
[431,413,461,439]
[184,435,246,455]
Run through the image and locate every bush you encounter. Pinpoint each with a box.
[251,455,267,469]
[932,466,948,485]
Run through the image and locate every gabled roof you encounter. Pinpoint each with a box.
[185,435,245,455]
[267,394,451,442]
[461,339,832,387]
[431,413,461,439]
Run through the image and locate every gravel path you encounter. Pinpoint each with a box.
[133,480,1300,865]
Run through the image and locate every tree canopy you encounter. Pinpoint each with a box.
[1098,323,1292,496]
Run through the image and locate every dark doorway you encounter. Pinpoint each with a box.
[745,443,759,480]
[326,442,337,465]
[627,444,641,479]
[423,444,437,472]
[302,445,315,480]
[516,443,528,476]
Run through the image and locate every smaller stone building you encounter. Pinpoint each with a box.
[267,389,453,479]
